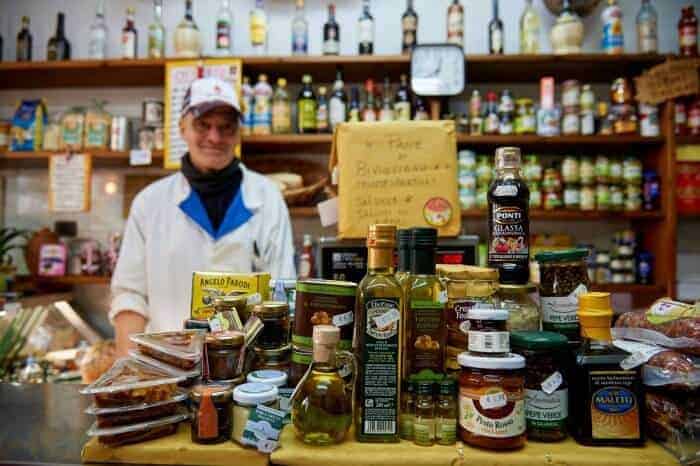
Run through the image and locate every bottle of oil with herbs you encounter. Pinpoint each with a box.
[291,325,355,446]
[435,378,457,445]
[399,380,416,440]
[413,380,436,446]
[354,224,403,442]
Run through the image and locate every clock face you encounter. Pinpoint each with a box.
[410,44,465,96]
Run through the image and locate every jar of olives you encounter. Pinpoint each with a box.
[623,157,643,184]
[595,155,610,184]
[476,156,493,187]
[524,155,543,183]
[609,159,623,185]
[561,156,579,184]
[579,157,595,186]
[580,185,596,211]
[596,184,611,211]
[610,185,624,211]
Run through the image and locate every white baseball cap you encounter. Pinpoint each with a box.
[181,77,241,118]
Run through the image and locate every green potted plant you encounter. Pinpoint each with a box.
[0,227,29,292]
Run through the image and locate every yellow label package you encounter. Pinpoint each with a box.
[190,271,271,320]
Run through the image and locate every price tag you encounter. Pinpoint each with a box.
[257,439,278,453]
[208,318,223,333]
[317,197,338,227]
[480,391,507,409]
[438,290,448,304]
[332,311,354,327]
[373,308,400,329]
[129,149,152,166]
[614,340,666,370]
[541,371,563,395]
[338,362,352,378]
[246,293,262,306]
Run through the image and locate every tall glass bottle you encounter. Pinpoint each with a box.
[148,0,165,59]
[362,79,377,122]
[348,86,361,122]
[404,228,446,381]
[291,325,354,445]
[379,77,395,121]
[317,86,330,133]
[297,74,317,134]
[395,229,412,286]
[215,0,233,55]
[489,0,504,54]
[121,7,138,59]
[679,5,698,57]
[571,292,645,446]
[519,0,540,54]
[47,12,71,61]
[253,74,272,136]
[446,0,464,46]
[16,16,32,62]
[636,0,657,53]
[358,0,374,55]
[292,0,309,55]
[250,0,267,55]
[413,96,429,120]
[323,4,340,55]
[329,68,347,131]
[394,74,411,121]
[272,78,291,134]
[487,147,530,284]
[355,224,402,443]
[601,0,624,54]
[402,0,418,54]
[174,0,202,58]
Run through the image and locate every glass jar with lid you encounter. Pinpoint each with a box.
[561,156,580,184]
[594,155,610,184]
[579,157,595,186]
[251,301,290,350]
[609,159,623,185]
[596,184,611,211]
[563,184,580,210]
[515,98,536,135]
[190,384,234,444]
[542,168,562,193]
[206,331,245,382]
[510,331,569,442]
[610,185,624,211]
[476,155,493,188]
[254,344,291,372]
[579,84,595,112]
[623,157,643,184]
[496,283,540,332]
[232,382,280,444]
[524,155,543,183]
[214,294,249,322]
[529,183,543,209]
[580,185,596,211]
[625,184,642,211]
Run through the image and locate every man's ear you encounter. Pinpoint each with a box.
[179,116,186,137]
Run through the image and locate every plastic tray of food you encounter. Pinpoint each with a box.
[646,388,700,465]
[129,330,205,370]
[86,390,188,428]
[86,412,189,447]
[128,349,201,387]
[80,358,188,408]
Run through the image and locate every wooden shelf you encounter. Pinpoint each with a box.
[0,54,668,89]
[590,284,666,295]
[677,135,700,145]
[457,134,664,148]
[461,209,664,220]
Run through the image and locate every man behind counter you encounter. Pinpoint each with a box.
[110,77,296,356]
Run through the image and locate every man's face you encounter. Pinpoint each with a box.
[180,107,240,172]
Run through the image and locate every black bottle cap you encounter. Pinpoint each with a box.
[410,227,437,249]
[498,263,529,285]
[397,229,411,249]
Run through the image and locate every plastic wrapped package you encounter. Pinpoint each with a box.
[86,412,189,446]
[645,389,700,464]
[80,358,187,408]
[129,330,205,370]
[86,390,188,428]
[128,349,201,388]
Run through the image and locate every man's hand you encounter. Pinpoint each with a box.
[114,311,147,357]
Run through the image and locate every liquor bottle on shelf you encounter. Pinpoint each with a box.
[550,0,584,54]
[601,0,624,55]
[292,0,309,55]
[253,74,272,136]
[636,0,658,54]
[329,68,347,130]
[47,12,71,61]
[489,0,504,54]
[298,74,317,134]
[215,0,232,55]
[317,86,330,133]
[363,79,377,122]
[483,91,500,135]
[272,78,291,134]
[469,90,484,135]
[349,86,361,122]
[323,4,340,55]
[358,0,374,55]
[250,0,267,55]
[174,0,202,58]
[298,234,315,279]
[148,0,165,59]
[379,78,395,122]
[679,5,698,57]
[16,16,32,62]
[402,0,418,54]
[446,0,464,47]
[121,7,138,59]
[355,224,402,443]
[241,76,254,136]
[395,74,411,121]
[414,96,429,120]
[519,0,540,54]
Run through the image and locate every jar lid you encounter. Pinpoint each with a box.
[415,380,434,395]
[190,384,233,403]
[184,319,211,331]
[233,382,279,405]
[247,369,288,387]
[510,331,568,350]
[497,282,537,292]
[534,248,589,263]
[213,294,248,308]
[206,330,244,348]
[467,305,508,321]
[252,301,289,317]
[254,344,292,358]
[458,352,526,370]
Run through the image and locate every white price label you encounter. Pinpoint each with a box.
[208,318,223,333]
[480,391,507,410]
[257,439,278,453]
[438,290,448,304]
[317,197,338,227]
[333,311,354,327]
[129,149,152,166]
[338,362,352,378]
[373,308,400,330]
[614,339,665,370]
[541,371,563,395]
[246,293,262,306]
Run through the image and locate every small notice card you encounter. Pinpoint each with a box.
[332,121,459,238]
[49,153,92,212]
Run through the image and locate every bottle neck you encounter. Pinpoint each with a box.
[411,247,435,275]
[186,1,193,20]
[397,247,410,273]
[57,15,65,36]
[313,342,337,367]
[367,246,394,273]
[496,166,520,180]
[328,7,335,21]
[493,0,499,19]
[154,4,163,21]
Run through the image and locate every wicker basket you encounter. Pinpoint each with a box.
[245,156,329,206]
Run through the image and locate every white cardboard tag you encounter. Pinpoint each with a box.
[317,198,338,227]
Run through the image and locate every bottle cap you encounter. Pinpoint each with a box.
[397,229,411,250]
[410,227,437,249]
[498,262,529,285]
[367,224,396,248]
[495,147,521,170]
[577,292,613,340]
[312,324,340,346]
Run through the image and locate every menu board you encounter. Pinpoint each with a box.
[164,58,243,170]
[331,121,459,238]
[48,153,92,212]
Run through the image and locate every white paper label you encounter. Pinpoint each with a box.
[373,308,400,330]
[208,318,223,333]
[438,290,448,304]
[541,283,587,324]
[333,311,354,327]
[613,339,665,370]
[257,439,278,453]
[468,331,510,354]
[541,371,563,395]
[317,197,338,227]
[480,391,507,409]
[129,149,152,166]
[494,185,517,197]
[338,362,352,378]
[246,293,262,306]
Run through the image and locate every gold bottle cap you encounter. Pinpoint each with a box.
[367,224,397,248]
[578,292,613,340]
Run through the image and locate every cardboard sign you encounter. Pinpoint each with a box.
[331,121,459,238]
[49,153,92,212]
[635,58,699,104]
[164,58,242,170]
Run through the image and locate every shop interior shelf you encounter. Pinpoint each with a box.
[676,135,700,145]
[591,283,667,295]
[456,134,665,147]
[0,53,668,89]
[461,209,664,220]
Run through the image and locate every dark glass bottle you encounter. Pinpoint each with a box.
[395,74,412,121]
[122,7,138,59]
[349,86,361,122]
[358,0,374,55]
[679,5,698,57]
[47,12,71,61]
[402,0,418,53]
[17,16,32,62]
[483,91,500,135]
[414,95,429,120]
[297,74,317,134]
[489,0,504,54]
[488,146,530,285]
[323,4,340,55]
[362,79,377,122]
[329,68,347,130]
